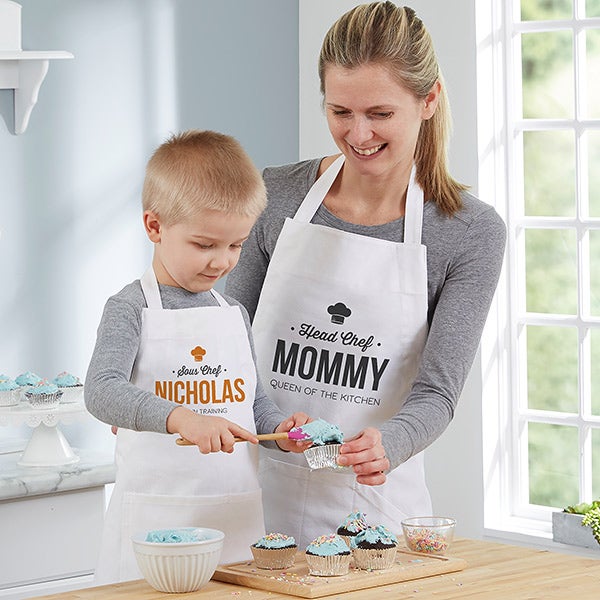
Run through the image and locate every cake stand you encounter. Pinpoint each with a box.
[0,400,86,467]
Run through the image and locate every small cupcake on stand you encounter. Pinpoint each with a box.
[0,374,20,407]
[24,379,63,410]
[53,371,84,403]
[15,370,42,399]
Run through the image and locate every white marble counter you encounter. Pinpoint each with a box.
[0,448,115,500]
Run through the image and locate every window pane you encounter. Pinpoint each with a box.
[591,231,600,316]
[588,0,600,17]
[522,31,573,119]
[527,326,578,411]
[521,0,572,20]
[529,422,578,507]
[593,428,600,498]
[525,229,577,314]
[593,330,600,416]
[586,29,600,118]
[524,131,575,216]
[590,131,600,217]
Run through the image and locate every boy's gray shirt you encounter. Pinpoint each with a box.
[225,158,507,470]
[84,283,286,437]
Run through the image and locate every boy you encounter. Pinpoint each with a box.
[85,130,310,584]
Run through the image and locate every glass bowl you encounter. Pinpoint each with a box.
[132,527,224,593]
[401,516,456,555]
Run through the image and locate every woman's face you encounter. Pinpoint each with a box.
[323,63,438,177]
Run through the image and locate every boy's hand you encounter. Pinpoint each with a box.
[274,412,313,453]
[167,406,258,454]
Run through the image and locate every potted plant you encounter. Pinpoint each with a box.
[552,501,600,550]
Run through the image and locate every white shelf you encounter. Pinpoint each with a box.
[0,1,74,134]
[0,50,73,134]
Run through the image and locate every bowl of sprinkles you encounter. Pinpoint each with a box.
[401,516,456,555]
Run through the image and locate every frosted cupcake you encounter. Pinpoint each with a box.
[351,525,398,571]
[53,371,83,403]
[251,533,297,569]
[336,511,369,547]
[0,375,20,407]
[15,371,42,397]
[24,379,62,409]
[294,419,346,470]
[305,534,351,576]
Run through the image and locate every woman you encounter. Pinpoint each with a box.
[225,1,506,547]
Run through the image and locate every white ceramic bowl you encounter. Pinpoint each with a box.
[401,516,456,555]
[132,527,224,593]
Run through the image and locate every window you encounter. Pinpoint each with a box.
[478,0,600,538]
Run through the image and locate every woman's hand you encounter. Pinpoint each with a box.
[337,427,390,485]
[167,406,258,454]
[274,412,313,453]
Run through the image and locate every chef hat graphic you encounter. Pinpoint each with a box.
[191,345,206,362]
[327,302,352,325]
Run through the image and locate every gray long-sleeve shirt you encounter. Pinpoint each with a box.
[84,281,286,436]
[225,158,507,470]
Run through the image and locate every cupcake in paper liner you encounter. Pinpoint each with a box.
[0,375,20,407]
[53,371,83,403]
[24,379,63,409]
[336,511,369,547]
[350,525,398,570]
[251,533,297,569]
[295,419,350,471]
[305,534,351,576]
[15,371,42,397]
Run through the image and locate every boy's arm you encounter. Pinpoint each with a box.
[84,292,174,433]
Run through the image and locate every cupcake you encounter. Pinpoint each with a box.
[296,419,347,470]
[305,534,351,576]
[0,375,20,407]
[251,533,297,569]
[351,525,398,571]
[24,379,62,409]
[336,511,369,547]
[15,371,42,396]
[53,371,83,403]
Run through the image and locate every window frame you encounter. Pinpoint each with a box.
[478,0,600,544]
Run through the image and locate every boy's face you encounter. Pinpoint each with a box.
[145,207,256,293]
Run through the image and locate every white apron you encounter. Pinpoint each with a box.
[252,156,431,548]
[94,269,265,584]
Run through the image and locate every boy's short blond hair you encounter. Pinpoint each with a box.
[142,130,266,224]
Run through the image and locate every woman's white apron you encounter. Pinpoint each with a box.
[94,269,264,584]
[252,156,431,548]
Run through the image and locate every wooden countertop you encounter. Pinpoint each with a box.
[37,537,600,600]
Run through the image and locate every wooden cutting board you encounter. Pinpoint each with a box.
[213,549,467,598]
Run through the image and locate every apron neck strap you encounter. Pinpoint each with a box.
[140,268,229,308]
[140,268,162,309]
[294,156,424,244]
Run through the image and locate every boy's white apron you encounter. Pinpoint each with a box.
[252,155,431,548]
[94,270,264,584]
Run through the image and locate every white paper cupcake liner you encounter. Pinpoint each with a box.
[303,444,351,471]
[250,545,297,569]
[305,552,351,576]
[25,390,62,409]
[0,389,19,407]
[352,546,397,570]
[58,385,83,403]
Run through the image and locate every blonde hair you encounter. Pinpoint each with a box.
[142,130,266,224]
[318,1,467,215]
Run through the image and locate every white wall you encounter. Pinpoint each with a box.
[0,0,299,452]
[299,0,484,539]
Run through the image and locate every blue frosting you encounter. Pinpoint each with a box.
[306,534,350,556]
[254,532,296,549]
[350,525,398,548]
[53,372,82,387]
[0,376,18,391]
[293,418,343,446]
[338,511,368,533]
[26,380,59,395]
[15,371,42,386]
[145,528,201,543]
